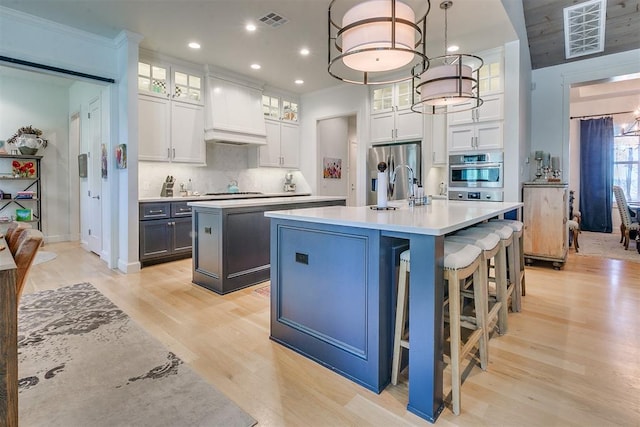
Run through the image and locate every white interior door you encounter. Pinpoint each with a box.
[87,98,102,255]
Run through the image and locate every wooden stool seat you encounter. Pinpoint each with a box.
[490,219,526,296]
[448,228,508,334]
[475,222,521,312]
[391,242,487,415]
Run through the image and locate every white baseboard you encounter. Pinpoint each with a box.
[118,259,141,274]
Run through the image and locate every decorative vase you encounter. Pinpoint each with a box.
[16,134,44,155]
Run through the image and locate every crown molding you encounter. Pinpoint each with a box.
[0,5,115,48]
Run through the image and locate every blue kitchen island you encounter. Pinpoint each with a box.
[265,199,522,423]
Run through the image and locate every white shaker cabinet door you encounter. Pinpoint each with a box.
[279,122,299,169]
[475,121,503,151]
[258,120,283,167]
[449,125,475,152]
[171,102,205,164]
[139,94,171,161]
[395,109,423,142]
[370,112,395,144]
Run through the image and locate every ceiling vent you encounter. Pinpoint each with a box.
[258,11,289,28]
[563,0,606,60]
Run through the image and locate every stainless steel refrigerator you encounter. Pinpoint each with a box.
[367,141,421,205]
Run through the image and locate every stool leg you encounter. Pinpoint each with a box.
[391,259,409,385]
[472,266,489,370]
[518,232,526,296]
[507,242,521,312]
[494,243,509,334]
[574,230,579,252]
[447,270,462,416]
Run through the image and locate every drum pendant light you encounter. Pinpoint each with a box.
[328,0,431,85]
[411,0,483,114]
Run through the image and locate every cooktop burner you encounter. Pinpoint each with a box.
[204,191,263,196]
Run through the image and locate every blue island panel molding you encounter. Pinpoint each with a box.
[270,219,394,393]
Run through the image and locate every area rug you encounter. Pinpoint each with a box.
[575,231,640,263]
[18,283,257,427]
[253,284,270,298]
[33,250,57,265]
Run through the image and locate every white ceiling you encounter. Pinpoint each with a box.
[0,0,518,94]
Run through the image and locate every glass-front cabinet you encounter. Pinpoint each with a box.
[138,59,203,105]
[263,95,298,122]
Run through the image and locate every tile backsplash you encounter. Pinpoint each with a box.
[138,143,311,197]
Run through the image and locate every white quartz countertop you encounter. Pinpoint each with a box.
[188,195,346,209]
[265,199,523,236]
[140,192,310,203]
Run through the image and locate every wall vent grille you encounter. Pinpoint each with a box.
[258,12,289,28]
[563,0,606,59]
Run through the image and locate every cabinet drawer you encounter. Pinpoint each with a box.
[171,202,192,217]
[140,203,170,220]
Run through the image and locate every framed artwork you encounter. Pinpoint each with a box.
[116,144,127,169]
[323,157,342,179]
[78,154,88,177]
[101,144,107,179]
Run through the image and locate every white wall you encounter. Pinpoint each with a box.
[0,72,70,242]
[317,117,349,197]
[531,49,640,183]
[300,83,368,205]
[0,6,143,272]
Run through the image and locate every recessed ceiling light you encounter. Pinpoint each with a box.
[447,45,459,52]
[300,48,310,56]
[295,79,304,85]
[250,63,261,70]
[246,23,257,32]
[188,42,201,49]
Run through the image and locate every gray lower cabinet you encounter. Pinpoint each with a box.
[192,199,345,294]
[139,201,192,266]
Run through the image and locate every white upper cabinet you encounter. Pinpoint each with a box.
[447,47,504,153]
[370,81,423,144]
[447,94,504,126]
[138,59,203,106]
[138,93,205,164]
[250,93,300,168]
[138,55,206,164]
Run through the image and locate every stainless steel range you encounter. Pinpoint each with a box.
[448,151,503,201]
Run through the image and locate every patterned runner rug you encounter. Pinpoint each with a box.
[575,231,640,263]
[18,283,257,427]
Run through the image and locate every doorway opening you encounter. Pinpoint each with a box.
[316,115,358,206]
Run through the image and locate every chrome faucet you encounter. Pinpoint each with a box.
[391,164,416,206]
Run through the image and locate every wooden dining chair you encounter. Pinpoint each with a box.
[14,229,44,302]
[7,222,32,255]
[4,221,23,246]
[613,185,640,250]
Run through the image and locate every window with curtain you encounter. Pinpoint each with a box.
[613,123,640,203]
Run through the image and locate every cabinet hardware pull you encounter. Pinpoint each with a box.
[204,227,212,234]
[172,148,176,158]
[167,148,170,158]
[179,208,190,212]
[149,210,163,214]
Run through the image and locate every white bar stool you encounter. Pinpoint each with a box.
[391,242,486,416]
[474,222,521,313]
[448,228,508,335]
[490,219,526,296]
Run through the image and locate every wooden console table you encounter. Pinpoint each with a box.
[0,237,18,427]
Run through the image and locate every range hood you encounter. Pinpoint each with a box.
[204,74,267,145]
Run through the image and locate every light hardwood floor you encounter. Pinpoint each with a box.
[24,243,640,426]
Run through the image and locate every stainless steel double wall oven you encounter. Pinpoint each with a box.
[448,151,504,201]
